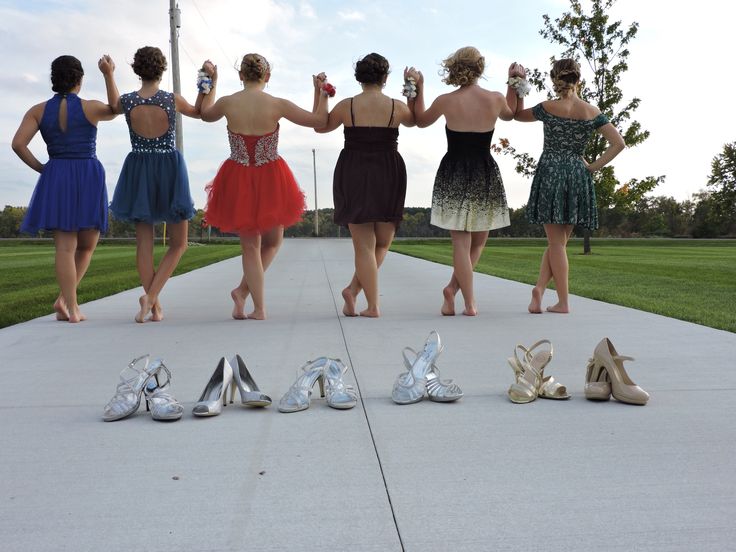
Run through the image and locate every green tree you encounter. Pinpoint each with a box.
[498,0,664,251]
[0,205,27,237]
[708,142,736,235]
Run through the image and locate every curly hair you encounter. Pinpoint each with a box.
[50,56,84,94]
[131,46,167,81]
[550,58,581,96]
[354,53,390,85]
[240,53,270,82]
[441,46,484,87]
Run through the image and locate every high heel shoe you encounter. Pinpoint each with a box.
[229,354,271,407]
[392,331,443,405]
[507,340,568,403]
[399,346,463,402]
[278,357,328,413]
[143,363,183,421]
[323,359,358,409]
[193,357,234,417]
[586,338,649,405]
[103,355,163,421]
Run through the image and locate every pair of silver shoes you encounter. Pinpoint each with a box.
[392,331,463,404]
[193,355,271,416]
[103,355,184,422]
[278,357,358,413]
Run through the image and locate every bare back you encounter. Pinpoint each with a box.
[348,93,398,128]
[441,86,507,132]
[220,89,284,135]
[541,97,600,121]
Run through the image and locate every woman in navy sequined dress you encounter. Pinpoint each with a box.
[12,55,117,323]
[199,55,328,320]
[100,47,201,323]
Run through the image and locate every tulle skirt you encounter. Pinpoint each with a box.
[21,157,108,234]
[110,150,195,224]
[205,158,305,235]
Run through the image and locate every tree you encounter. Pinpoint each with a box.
[0,206,27,237]
[708,142,736,235]
[497,0,664,252]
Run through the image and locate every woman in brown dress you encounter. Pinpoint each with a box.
[315,53,414,317]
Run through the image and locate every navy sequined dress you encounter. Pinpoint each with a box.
[430,126,509,232]
[110,90,195,224]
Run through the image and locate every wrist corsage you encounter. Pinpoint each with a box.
[506,76,531,98]
[320,81,336,97]
[402,76,417,99]
[197,70,213,95]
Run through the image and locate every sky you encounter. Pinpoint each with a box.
[2,0,735,213]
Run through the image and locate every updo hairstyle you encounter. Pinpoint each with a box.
[240,53,270,82]
[51,56,84,94]
[550,58,581,95]
[132,46,167,81]
[354,53,390,85]
[441,47,484,86]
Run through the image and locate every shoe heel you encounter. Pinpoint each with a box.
[230,381,237,404]
[584,359,611,401]
[318,374,325,398]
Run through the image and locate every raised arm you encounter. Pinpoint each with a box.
[405,67,443,128]
[315,98,349,134]
[585,123,626,172]
[502,63,522,120]
[98,55,122,115]
[11,104,45,173]
[175,93,201,119]
[280,73,328,128]
[198,61,225,123]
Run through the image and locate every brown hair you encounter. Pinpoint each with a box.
[354,53,390,85]
[441,46,484,86]
[51,55,84,94]
[550,58,581,96]
[240,53,270,82]
[132,46,167,81]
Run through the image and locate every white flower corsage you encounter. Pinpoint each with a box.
[506,76,531,98]
[197,70,213,95]
[402,77,417,99]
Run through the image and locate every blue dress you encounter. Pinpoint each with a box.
[110,90,195,224]
[21,93,108,234]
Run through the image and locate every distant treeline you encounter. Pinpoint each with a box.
[1,191,733,239]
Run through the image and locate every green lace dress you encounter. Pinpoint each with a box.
[526,103,609,229]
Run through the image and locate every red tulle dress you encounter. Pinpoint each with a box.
[205,124,305,234]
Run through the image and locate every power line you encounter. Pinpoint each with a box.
[189,0,233,64]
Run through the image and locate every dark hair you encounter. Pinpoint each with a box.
[131,46,167,81]
[550,58,581,95]
[50,56,84,94]
[240,53,270,82]
[354,53,390,85]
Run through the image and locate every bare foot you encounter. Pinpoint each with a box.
[528,287,543,314]
[342,287,358,317]
[54,296,69,321]
[231,288,248,320]
[135,295,152,323]
[360,307,380,318]
[546,303,569,314]
[248,308,266,320]
[68,306,86,323]
[462,302,478,316]
[150,301,164,322]
[441,285,456,316]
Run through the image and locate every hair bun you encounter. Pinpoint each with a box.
[240,53,270,82]
[354,53,390,85]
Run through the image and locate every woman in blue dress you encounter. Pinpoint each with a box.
[99,47,200,323]
[12,55,117,323]
[514,59,625,313]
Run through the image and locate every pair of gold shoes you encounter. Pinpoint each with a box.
[507,337,649,405]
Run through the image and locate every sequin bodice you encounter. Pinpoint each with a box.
[121,90,177,153]
[40,94,97,159]
[227,125,281,166]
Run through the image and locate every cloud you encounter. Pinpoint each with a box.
[338,9,365,21]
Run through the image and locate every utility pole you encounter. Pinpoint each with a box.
[312,148,319,236]
[169,0,183,152]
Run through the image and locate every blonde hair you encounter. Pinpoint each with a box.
[550,58,581,96]
[441,46,485,87]
[240,53,270,82]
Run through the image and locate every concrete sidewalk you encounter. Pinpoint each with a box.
[0,239,734,552]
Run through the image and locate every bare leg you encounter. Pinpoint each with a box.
[343,222,395,316]
[136,221,188,323]
[443,230,488,315]
[232,226,283,319]
[543,224,574,313]
[54,231,84,323]
[448,231,480,316]
[347,223,380,317]
[53,229,99,320]
[239,232,267,320]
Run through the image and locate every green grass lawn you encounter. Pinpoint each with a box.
[391,238,736,333]
[0,241,241,328]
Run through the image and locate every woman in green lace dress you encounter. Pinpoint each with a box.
[514,59,624,313]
